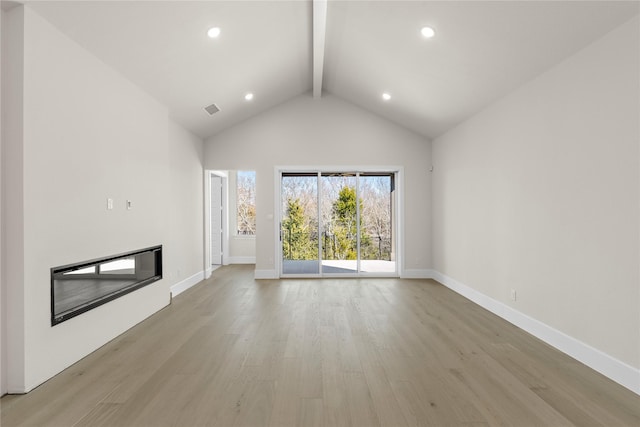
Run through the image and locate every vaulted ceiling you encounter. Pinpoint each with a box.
[21,0,640,140]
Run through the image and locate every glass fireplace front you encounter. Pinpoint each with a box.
[51,245,162,325]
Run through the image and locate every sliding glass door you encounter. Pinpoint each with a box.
[359,173,395,273]
[281,174,319,275]
[280,171,396,277]
[321,173,358,274]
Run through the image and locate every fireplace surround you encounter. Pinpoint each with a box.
[51,245,163,325]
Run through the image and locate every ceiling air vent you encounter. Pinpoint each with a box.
[204,103,220,115]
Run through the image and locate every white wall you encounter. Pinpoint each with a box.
[2,6,204,392]
[0,6,6,396]
[2,5,25,394]
[229,237,257,263]
[167,120,205,288]
[432,16,639,390]
[204,94,432,277]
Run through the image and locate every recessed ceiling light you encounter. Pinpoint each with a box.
[382,93,391,101]
[244,93,254,101]
[421,26,435,38]
[207,27,221,38]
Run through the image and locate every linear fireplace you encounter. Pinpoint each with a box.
[51,245,163,325]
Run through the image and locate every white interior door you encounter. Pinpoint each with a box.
[211,175,223,265]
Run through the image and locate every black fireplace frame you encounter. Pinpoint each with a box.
[51,245,163,326]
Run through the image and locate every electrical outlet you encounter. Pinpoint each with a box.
[510,289,517,301]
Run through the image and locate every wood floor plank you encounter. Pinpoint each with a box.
[73,403,121,427]
[390,379,438,427]
[299,398,323,427]
[2,265,639,427]
[232,379,276,427]
[299,302,324,399]
[268,357,302,427]
[343,371,381,427]
[352,336,409,427]
[321,325,352,427]
[283,303,307,358]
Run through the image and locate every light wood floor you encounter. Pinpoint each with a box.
[2,265,639,426]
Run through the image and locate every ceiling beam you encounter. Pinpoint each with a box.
[313,0,327,98]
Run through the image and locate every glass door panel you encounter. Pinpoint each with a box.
[321,173,358,274]
[359,174,396,274]
[281,174,319,275]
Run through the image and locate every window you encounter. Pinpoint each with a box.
[236,170,256,235]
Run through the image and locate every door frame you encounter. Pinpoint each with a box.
[204,170,229,278]
[274,165,403,278]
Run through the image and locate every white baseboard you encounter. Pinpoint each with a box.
[254,269,278,279]
[430,270,640,396]
[227,256,256,264]
[401,269,434,279]
[170,271,205,298]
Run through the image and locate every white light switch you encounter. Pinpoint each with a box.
[126,200,132,210]
[107,198,114,210]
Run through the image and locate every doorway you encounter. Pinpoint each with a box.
[280,170,398,277]
[205,171,228,275]
[210,175,223,267]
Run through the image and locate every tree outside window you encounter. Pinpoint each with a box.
[237,170,256,235]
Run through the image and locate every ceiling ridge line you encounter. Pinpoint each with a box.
[313,0,328,98]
